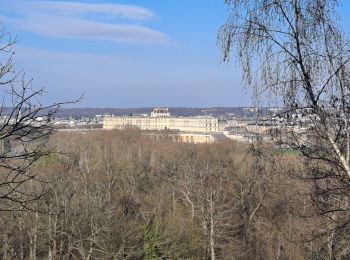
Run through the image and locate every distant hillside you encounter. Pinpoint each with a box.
[55,107,278,118]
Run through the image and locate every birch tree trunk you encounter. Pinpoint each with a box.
[29,212,39,260]
[209,192,215,260]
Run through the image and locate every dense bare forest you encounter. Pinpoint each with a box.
[0,129,342,259]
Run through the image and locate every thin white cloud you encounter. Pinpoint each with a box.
[3,0,154,20]
[12,15,166,44]
[1,0,166,45]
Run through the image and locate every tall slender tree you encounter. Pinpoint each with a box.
[219,0,350,257]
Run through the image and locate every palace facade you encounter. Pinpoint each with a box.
[103,108,219,133]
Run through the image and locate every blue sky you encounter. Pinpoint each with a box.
[1,1,350,108]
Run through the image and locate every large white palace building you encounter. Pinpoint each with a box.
[103,108,219,133]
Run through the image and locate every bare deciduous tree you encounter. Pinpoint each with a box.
[219,0,350,257]
[0,26,77,211]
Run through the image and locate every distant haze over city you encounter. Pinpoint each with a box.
[55,106,278,118]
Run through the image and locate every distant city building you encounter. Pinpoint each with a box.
[103,108,219,133]
[151,108,171,117]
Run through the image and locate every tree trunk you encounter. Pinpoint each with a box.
[209,192,215,260]
[328,229,335,260]
[19,216,24,260]
[48,205,53,260]
[29,212,39,260]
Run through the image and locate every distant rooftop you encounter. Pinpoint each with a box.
[151,108,171,117]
